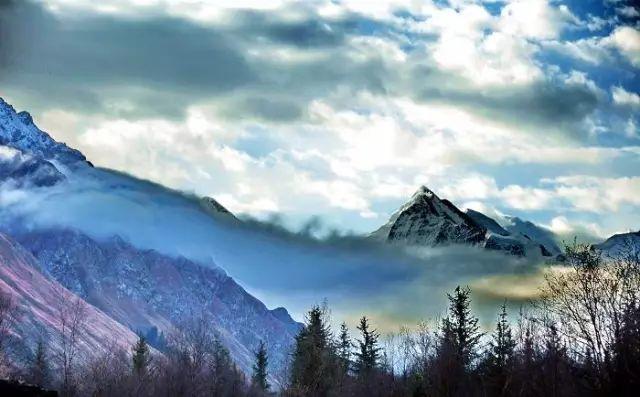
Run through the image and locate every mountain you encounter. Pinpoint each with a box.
[0,146,65,188]
[370,186,486,246]
[500,216,561,256]
[0,96,299,377]
[12,228,300,375]
[0,231,139,363]
[595,230,640,256]
[372,186,559,257]
[0,98,87,167]
[199,196,238,221]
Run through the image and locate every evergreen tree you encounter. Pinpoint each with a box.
[132,334,151,376]
[338,322,351,375]
[29,339,50,388]
[490,303,516,369]
[447,286,483,368]
[354,316,380,376]
[252,340,270,392]
[289,305,336,396]
[483,303,517,396]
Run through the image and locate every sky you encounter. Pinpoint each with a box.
[1,0,639,241]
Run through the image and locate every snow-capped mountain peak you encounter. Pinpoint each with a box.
[0,97,87,166]
[372,186,561,257]
[370,185,486,246]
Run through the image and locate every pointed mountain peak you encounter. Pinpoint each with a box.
[17,111,34,125]
[0,96,87,166]
[413,185,436,199]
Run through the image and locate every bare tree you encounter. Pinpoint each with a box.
[53,288,88,397]
[0,291,18,375]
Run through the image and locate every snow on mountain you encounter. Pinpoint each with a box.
[595,230,640,256]
[0,96,299,377]
[0,231,139,364]
[0,146,65,188]
[500,216,561,256]
[370,186,486,246]
[0,98,86,167]
[199,196,238,221]
[13,228,300,376]
[465,209,509,236]
[372,186,559,257]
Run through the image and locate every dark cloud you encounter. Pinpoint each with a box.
[0,1,255,118]
[0,0,607,138]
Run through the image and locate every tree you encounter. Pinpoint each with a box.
[489,303,516,370]
[447,286,483,368]
[54,289,88,397]
[132,334,151,377]
[337,322,351,375]
[483,303,516,396]
[432,286,483,397]
[0,291,18,373]
[289,305,336,396]
[252,340,269,393]
[28,338,50,388]
[354,316,380,377]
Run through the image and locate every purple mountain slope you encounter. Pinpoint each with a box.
[0,232,140,364]
[0,96,300,378]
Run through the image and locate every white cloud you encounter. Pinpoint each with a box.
[616,6,640,18]
[612,86,640,107]
[498,0,578,40]
[606,26,640,67]
[545,175,640,212]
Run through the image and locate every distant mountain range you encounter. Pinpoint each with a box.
[0,97,300,378]
[370,186,562,258]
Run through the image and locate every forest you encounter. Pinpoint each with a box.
[0,242,638,397]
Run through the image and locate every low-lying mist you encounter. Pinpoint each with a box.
[0,166,552,331]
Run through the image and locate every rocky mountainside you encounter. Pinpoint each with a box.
[0,232,139,363]
[11,228,299,375]
[595,230,640,256]
[372,186,559,257]
[370,186,486,246]
[0,98,86,167]
[0,96,299,377]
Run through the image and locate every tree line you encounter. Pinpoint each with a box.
[0,242,638,396]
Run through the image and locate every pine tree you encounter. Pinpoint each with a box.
[338,322,351,375]
[290,305,336,396]
[447,286,483,368]
[490,303,516,369]
[483,303,517,396]
[29,339,50,388]
[354,316,380,377]
[132,334,151,376]
[252,340,270,392]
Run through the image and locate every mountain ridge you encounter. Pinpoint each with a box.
[371,185,560,257]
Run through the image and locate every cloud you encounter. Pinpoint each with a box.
[545,175,640,212]
[0,164,548,330]
[606,26,640,67]
[612,85,640,107]
[0,0,638,242]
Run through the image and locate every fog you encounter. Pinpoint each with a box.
[0,165,549,331]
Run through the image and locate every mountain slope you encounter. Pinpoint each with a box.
[595,230,640,256]
[0,98,86,167]
[371,186,486,246]
[373,186,559,257]
[0,96,299,377]
[0,232,139,363]
[13,228,300,376]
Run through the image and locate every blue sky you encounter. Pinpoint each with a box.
[0,0,638,241]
